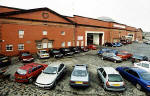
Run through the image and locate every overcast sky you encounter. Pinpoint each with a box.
[0,0,150,32]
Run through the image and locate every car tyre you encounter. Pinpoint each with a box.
[28,78,33,83]
[136,83,142,91]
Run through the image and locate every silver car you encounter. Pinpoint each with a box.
[35,63,66,89]
[70,64,90,87]
[97,67,126,91]
[37,50,50,59]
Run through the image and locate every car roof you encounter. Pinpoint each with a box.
[74,64,87,70]
[19,63,42,70]
[130,67,147,73]
[103,67,119,74]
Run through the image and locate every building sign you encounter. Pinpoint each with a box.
[78,36,83,40]
[113,24,126,29]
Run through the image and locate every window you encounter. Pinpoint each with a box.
[61,42,65,47]
[6,45,13,51]
[61,31,65,35]
[43,31,47,35]
[37,43,42,49]
[68,42,71,47]
[102,71,106,78]
[43,43,47,48]
[81,41,84,46]
[48,42,53,48]
[76,41,79,46]
[19,30,24,38]
[18,44,24,50]
[99,68,104,73]
[142,63,149,68]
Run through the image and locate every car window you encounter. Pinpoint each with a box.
[108,74,123,82]
[99,68,104,73]
[72,70,87,77]
[58,64,64,72]
[37,65,43,69]
[28,68,32,74]
[32,67,37,72]
[16,69,27,75]
[126,69,139,78]
[43,67,57,74]
[142,63,149,68]
[137,63,142,66]
[140,72,150,80]
[102,71,106,78]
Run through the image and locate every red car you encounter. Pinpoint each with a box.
[15,63,48,83]
[116,51,133,60]
[87,45,97,50]
[18,51,34,62]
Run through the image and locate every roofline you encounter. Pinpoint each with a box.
[0,5,25,11]
[0,7,75,24]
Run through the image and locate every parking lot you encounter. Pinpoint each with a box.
[0,43,150,96]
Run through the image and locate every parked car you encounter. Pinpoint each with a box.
[35,63,66,89]
[78,46,89,52]
[97,67,126,91]
[97,48,112,56]
[134,61,150,72]
[15,63,48,83]
[116,51,133,60]
[112,42,123,47]
[104,42,113,47]
[60,48,74,56]
[120,40,128,45]
[116,67,150,92]
[101,52,122,63]
[69,47,80,54]
[37,50,50,59]
[49,49,63,58]
[131,55,148,63]
[18,51,34,62]
[0,54,11,68]
[87,44,97,50]
[70,64,90,87]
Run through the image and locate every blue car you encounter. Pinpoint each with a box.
[116,67,150,92]
[97,48,112,56]
[112,42,123,47]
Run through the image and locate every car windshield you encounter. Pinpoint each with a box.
[43,67,57,74]
[108,74,123,82]
[73,70,87,77]
[22,53,30,56]
[53,50,60,53]
[118,52,126,55]
[140,72,150,80]
[16,69,27,75]
[40,51,47,54]
[133,55,143,59]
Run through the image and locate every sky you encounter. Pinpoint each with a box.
[0,0,150,32]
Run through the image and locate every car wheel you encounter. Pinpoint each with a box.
[114,60,117,63]
[136,83,142,91]
[28,78,33,83]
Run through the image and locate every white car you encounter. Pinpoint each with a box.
[37,50,50,59]
[35,63,66,89]
[134,61,150,72]
[97,67,126,91]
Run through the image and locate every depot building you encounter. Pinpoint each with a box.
[0,5,143,56]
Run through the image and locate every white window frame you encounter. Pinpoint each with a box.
[18,44,24,50]
[68,42,71,47]
[76,41,79,46]
[19,30,24,38]
[61,42,65,47]
[43,43,47,48]
[61,31,65,35]
[48,42,53,48]
[6,44,13,51]
[81,41,84,46]
[37,43,42,49]
[43,31,47,35]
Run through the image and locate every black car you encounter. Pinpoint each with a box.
[0,54,11,68]
[49,49,63,58]
[104,42,113,47]
[60,48,74,56]
[131,55,148,63]
[69,47,80,54]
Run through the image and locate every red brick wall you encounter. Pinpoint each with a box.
[0,7,20,13]
[0,23,74,56]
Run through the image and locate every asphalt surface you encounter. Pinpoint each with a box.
[0,42,150,96]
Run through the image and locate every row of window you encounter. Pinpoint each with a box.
[18,30,65,38]
[5,41,84,51]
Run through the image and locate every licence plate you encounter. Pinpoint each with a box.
[2,60,8,62]
[113,84,120,86]
[75,81,83,84]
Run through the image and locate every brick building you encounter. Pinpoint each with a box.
[0,5,143,56]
